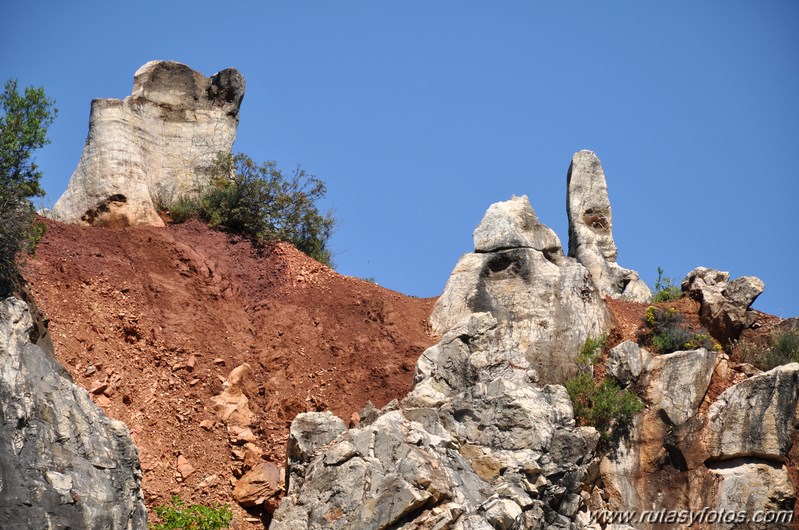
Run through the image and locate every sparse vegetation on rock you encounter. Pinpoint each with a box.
[650,266,682,303]
[638,306,719,354]
[735,329,799,371]
[565,337,644,445]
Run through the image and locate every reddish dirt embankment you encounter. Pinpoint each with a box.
[23,218,436,527]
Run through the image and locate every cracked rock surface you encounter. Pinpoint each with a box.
[0,297,146,529]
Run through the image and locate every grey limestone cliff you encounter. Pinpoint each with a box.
[0,297,146,529]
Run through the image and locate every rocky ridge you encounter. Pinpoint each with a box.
[271,153,798,529]
[50,60,245,228]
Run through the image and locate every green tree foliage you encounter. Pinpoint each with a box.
[151,496,232,530]
[1,79,57,295]
[164,153,335,266]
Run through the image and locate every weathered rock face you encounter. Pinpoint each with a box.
[272,313,601,529]
[704,363,799,462]
[566,150,651,302]
[50,60,245,228]
[431,195,613,384]
[682,266,765,345]
[0,297,146,529]
[597,340,797,529]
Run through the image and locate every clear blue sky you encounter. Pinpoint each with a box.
[3,1,798,316]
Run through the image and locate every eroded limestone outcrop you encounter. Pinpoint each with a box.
[682,266,765,345]
[51,60,245,228]
[597,340,797,529]
[272,313,601,529]
[431,195,613,384]
[566,150,651,302]
[0,297,146,529]
[271,194,616,528]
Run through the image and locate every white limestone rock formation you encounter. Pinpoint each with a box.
[50,60,245,228]
[596,343,798,529]
[431,195,613,384]
[271,313,602,529]
[566,150,652,302]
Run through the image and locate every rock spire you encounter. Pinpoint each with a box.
[566,150,651,302]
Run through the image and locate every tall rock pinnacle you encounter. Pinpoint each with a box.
[566,150,651,302]
[51,60,245,228]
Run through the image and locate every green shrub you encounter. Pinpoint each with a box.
[565,373,644,444]
[156,153,335,266]
[651,266,682,303]
[566,336,644,445]
[577,335,607,366]
[639,306,719,354]
[151,496,232,530]
[186,153,334,266]
[166,196,201,224]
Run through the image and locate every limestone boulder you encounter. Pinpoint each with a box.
[605,340,652,387]
[704,363,799,462]
[50,60,245,228]
[696,461,795,527]
[472,195,562,254]
[643,348,716,427]
[566,150,651,302]
[682,266,765,345]
[430,195,613,384]
[0,297,146,528]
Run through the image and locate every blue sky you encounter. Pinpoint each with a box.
[3,1,798,316]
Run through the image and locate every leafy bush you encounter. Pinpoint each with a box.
[163,153,335,267]
[565,336,643,445]
[151,496,232,530]
[577,335,606,366]
[651,266,682,303]
[166,196,201,224]
[1,79,56,295]
[639,306,719,354]
[565,373,644,444]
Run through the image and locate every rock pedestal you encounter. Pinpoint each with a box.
[51,60,245,228]
[431,195,613,384]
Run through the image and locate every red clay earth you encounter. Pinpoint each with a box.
[22,218,436,528]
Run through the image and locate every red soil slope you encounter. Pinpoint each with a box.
[23,218,436,528]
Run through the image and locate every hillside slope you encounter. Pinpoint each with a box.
[22,218,435,526]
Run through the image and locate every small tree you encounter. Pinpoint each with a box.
[1,79,57,295]
[200,153,335,266]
